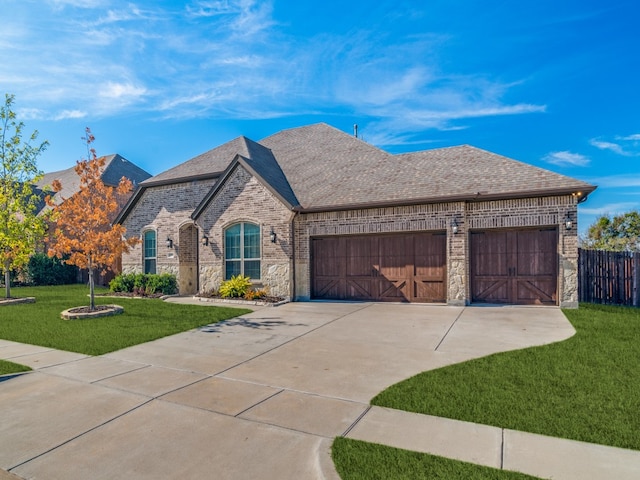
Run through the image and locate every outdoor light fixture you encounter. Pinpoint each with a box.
[565,213,573,230]
[201,235,209,247]
[450,218,459,234]
[270,227,277,243]
[166,237,173,248]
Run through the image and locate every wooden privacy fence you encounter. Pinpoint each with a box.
[578,248,640,306]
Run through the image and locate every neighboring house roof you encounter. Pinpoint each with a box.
[116,123,596,223]
[36,154,152,210]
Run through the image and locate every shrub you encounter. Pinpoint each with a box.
[25,253,78,286]
[146,273,177,296]
[109,273,177,296]
[219,275,252,298]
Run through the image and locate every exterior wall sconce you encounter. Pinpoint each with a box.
[166,237,173,248]
[201,235,209,246]
[270,227,277,243]
[565,213,573,230]
[450,218,459,234]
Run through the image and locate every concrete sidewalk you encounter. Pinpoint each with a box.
[346,406,640,480]
[0,302,638,479]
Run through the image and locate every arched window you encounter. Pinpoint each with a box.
[143,230,157,274]
[224,222,260,280]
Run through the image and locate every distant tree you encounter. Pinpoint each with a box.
[47,128,140,310]
[0,94,49,298]
[582,211,640,252]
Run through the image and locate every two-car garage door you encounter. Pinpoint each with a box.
[311,227,558,305]
[311,232,446,303]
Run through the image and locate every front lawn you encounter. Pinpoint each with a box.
[332,438,540,480]
[0,285,251,361]
[0,359,31,376]
[371,303,640,450]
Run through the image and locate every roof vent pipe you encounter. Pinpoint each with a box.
[354,124,358,138]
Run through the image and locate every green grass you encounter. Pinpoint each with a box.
[0,285,251,361]
[0,359,31,375]
[332,438,540,480]
[371,303,640,450]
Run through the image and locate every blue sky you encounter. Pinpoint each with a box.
[2,0,639,234]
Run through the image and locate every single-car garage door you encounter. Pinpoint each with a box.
[312,232,446,303]
[470,228,557,305]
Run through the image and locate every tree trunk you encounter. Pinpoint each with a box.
[4,264,10,299]
[88,259,95,311]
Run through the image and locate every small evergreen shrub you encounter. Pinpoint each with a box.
[110,273,177,296]
[219,275,252,298]
[26,253,78,286]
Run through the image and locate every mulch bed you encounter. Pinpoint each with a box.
[196,293,285,304]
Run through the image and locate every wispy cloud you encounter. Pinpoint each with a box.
[588,174,640,188]
[579,202,640,216]
[543,151,590,167]
[1,0,547,139]
[54,110,87,120]
[589,139,629,155]
[621,133,640,141]
[589,135,640,156]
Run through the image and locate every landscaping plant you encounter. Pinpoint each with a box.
[110,273,177,296]
[46,128,140,310]
[0,93,49,299]
[219,275,252,298]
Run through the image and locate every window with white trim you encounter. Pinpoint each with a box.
[143,230,157,274]
[224,222,260,280]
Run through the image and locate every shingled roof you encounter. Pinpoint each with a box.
[116,122,595,223]
[142,137,258,186]
[37,154,151,207]
[260,123,595,211]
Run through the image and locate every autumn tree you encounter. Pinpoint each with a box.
[0,94,49,298]
[582,211,640,252]
[47,128,139,310]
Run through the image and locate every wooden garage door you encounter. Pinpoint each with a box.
[312,232,446,303]
[471,228,557,305]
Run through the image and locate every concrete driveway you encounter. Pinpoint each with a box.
[0,302,574,479]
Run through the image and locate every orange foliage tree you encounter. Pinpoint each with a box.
[47,128,140,310]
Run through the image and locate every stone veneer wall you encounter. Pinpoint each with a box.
[121,179,217,281]
[293,194,579,307]
[196,165,294,298]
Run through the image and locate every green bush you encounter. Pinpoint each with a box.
[109,273,177,296]
[25,253,78,286]
[219,275,252,298]
[146,273,177,295]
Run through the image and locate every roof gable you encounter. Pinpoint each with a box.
[192,140,299,219]
[142,136,257,186]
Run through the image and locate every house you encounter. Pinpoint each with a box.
[37,154,152,210]
[115,123,595,307]
[37,154,152,284]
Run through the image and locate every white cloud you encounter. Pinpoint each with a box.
[579,202,640,216]
[589,174,640,188]
[54,110,87,120]
[99,82,147,100]
[0,1,548,134]
[543,151,590,167]
[589,139,629,155]
[621,133,640,141]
